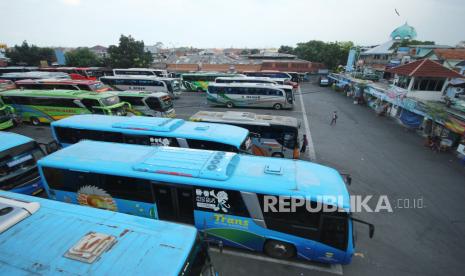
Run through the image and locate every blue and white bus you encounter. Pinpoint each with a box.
[51,114,252,153]
[39,140,374,264]
[0,132,57,195]
[0,191,215,275]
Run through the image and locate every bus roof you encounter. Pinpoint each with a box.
[190,111,300,128]
[101,75,164,80]
[52,115,249,148]
[215,76,276,81]
[209,82,293,90]
[0,132,33,152]
[0,89,117,100]
[0,71,70,79]
[15,78,101,85]
[0,190,197,275]
[182,72,242,76]
[116,91,170,98]
[38,140,350,210]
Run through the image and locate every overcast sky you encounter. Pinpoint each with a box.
[1,0,464,49]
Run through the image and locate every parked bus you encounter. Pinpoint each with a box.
[0,80,15,91]
[191,111,301,159]
[0,66,38,74]
[0,71,70,81]
[39,140,374,265]
[206,82,294,110]
[215,76,277,84]
[100,75,180,98]
[38,67,105,80]
[243,71,292,80]
[0,104,15,129]
[51,114,251,152]
[0,191,216,275]
[113,68,169,77]
[0,89,128,125]
[181,72,244,92]
[116,91,175,117]
[15,79,110,92]
[0,132,57,195]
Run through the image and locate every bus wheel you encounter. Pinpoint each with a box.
[264,240,296,259]
[273,103,282,110]
[30,117,41,126]
[226,102,234,108]
[272,152,284,158]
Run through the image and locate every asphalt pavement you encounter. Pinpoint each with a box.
[6,83,465,276]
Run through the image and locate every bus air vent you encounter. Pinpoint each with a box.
[223,111,256,121]
[264,164,283,175]
[0,195,40,234]
[112,118,184,132]
[194,125,210,131]
[64,232,117,264]
[132,147,236,181]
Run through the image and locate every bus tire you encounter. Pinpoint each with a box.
[226,102,234,108]
[264,239,296,259]
[272,152,284,158]
[30,117,41,126]
[273,103,282,110]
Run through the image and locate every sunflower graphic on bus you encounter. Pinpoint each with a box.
[77,185,118,211]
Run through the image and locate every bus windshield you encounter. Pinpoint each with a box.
[100,95,120,106]
[160,95,173,109]
[89,82,108,92]
[181,236,215,276]
[0,141,44,191]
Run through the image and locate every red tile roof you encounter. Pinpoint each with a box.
[433,49,465,60]
[387,59,464,78]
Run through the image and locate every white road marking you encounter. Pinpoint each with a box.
[210,247,343,275]
[298,86,316,161]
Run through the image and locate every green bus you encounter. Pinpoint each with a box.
[0,103,15,129]
[0,89,128,125]
[181,72,244,92]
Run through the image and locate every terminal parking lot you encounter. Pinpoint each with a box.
[7,82,465,276]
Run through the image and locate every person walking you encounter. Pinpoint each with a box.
[300,134,308,153]
[330,111,338,126]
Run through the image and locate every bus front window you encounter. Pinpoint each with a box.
[160,96,173,110]
[101,95,120,106]
[0,142,44,191]
[181,236,216,276]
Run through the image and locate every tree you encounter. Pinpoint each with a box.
[6,41,55,66]
[65,47,100,67]
[288,40,354,70]
[278,45,294,54]
[107,35,153,68]
[240,49,250,55]
[250,49,260,54]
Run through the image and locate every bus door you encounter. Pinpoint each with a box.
[152,183,195,224]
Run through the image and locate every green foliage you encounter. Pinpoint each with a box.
[65,48,100,67]
[250,49,260,54]
[425,102,448,122]
[286,40,353,70]
[6,41,55,66]
[107,35,153,68]
[278,45,294,54]
[390,40,435,50]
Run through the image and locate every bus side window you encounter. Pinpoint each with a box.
[102,131,123,143]
[194,187,249,217]
[81,99,104,114]
[257,194,320,241]
[186,139,237,152]
[101,174,153,203]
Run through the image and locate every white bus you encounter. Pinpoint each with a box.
[215,76,278,84]
[100,75,180,98]
[207,82,294,110]
[113,68,168,77]
[190,110,301,159]
[115,91,175,117]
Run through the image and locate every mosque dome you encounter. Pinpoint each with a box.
[390,22,417,40]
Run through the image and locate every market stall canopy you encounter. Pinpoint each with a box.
[387,59,464,78]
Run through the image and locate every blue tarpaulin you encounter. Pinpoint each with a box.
[400,109,423,128]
